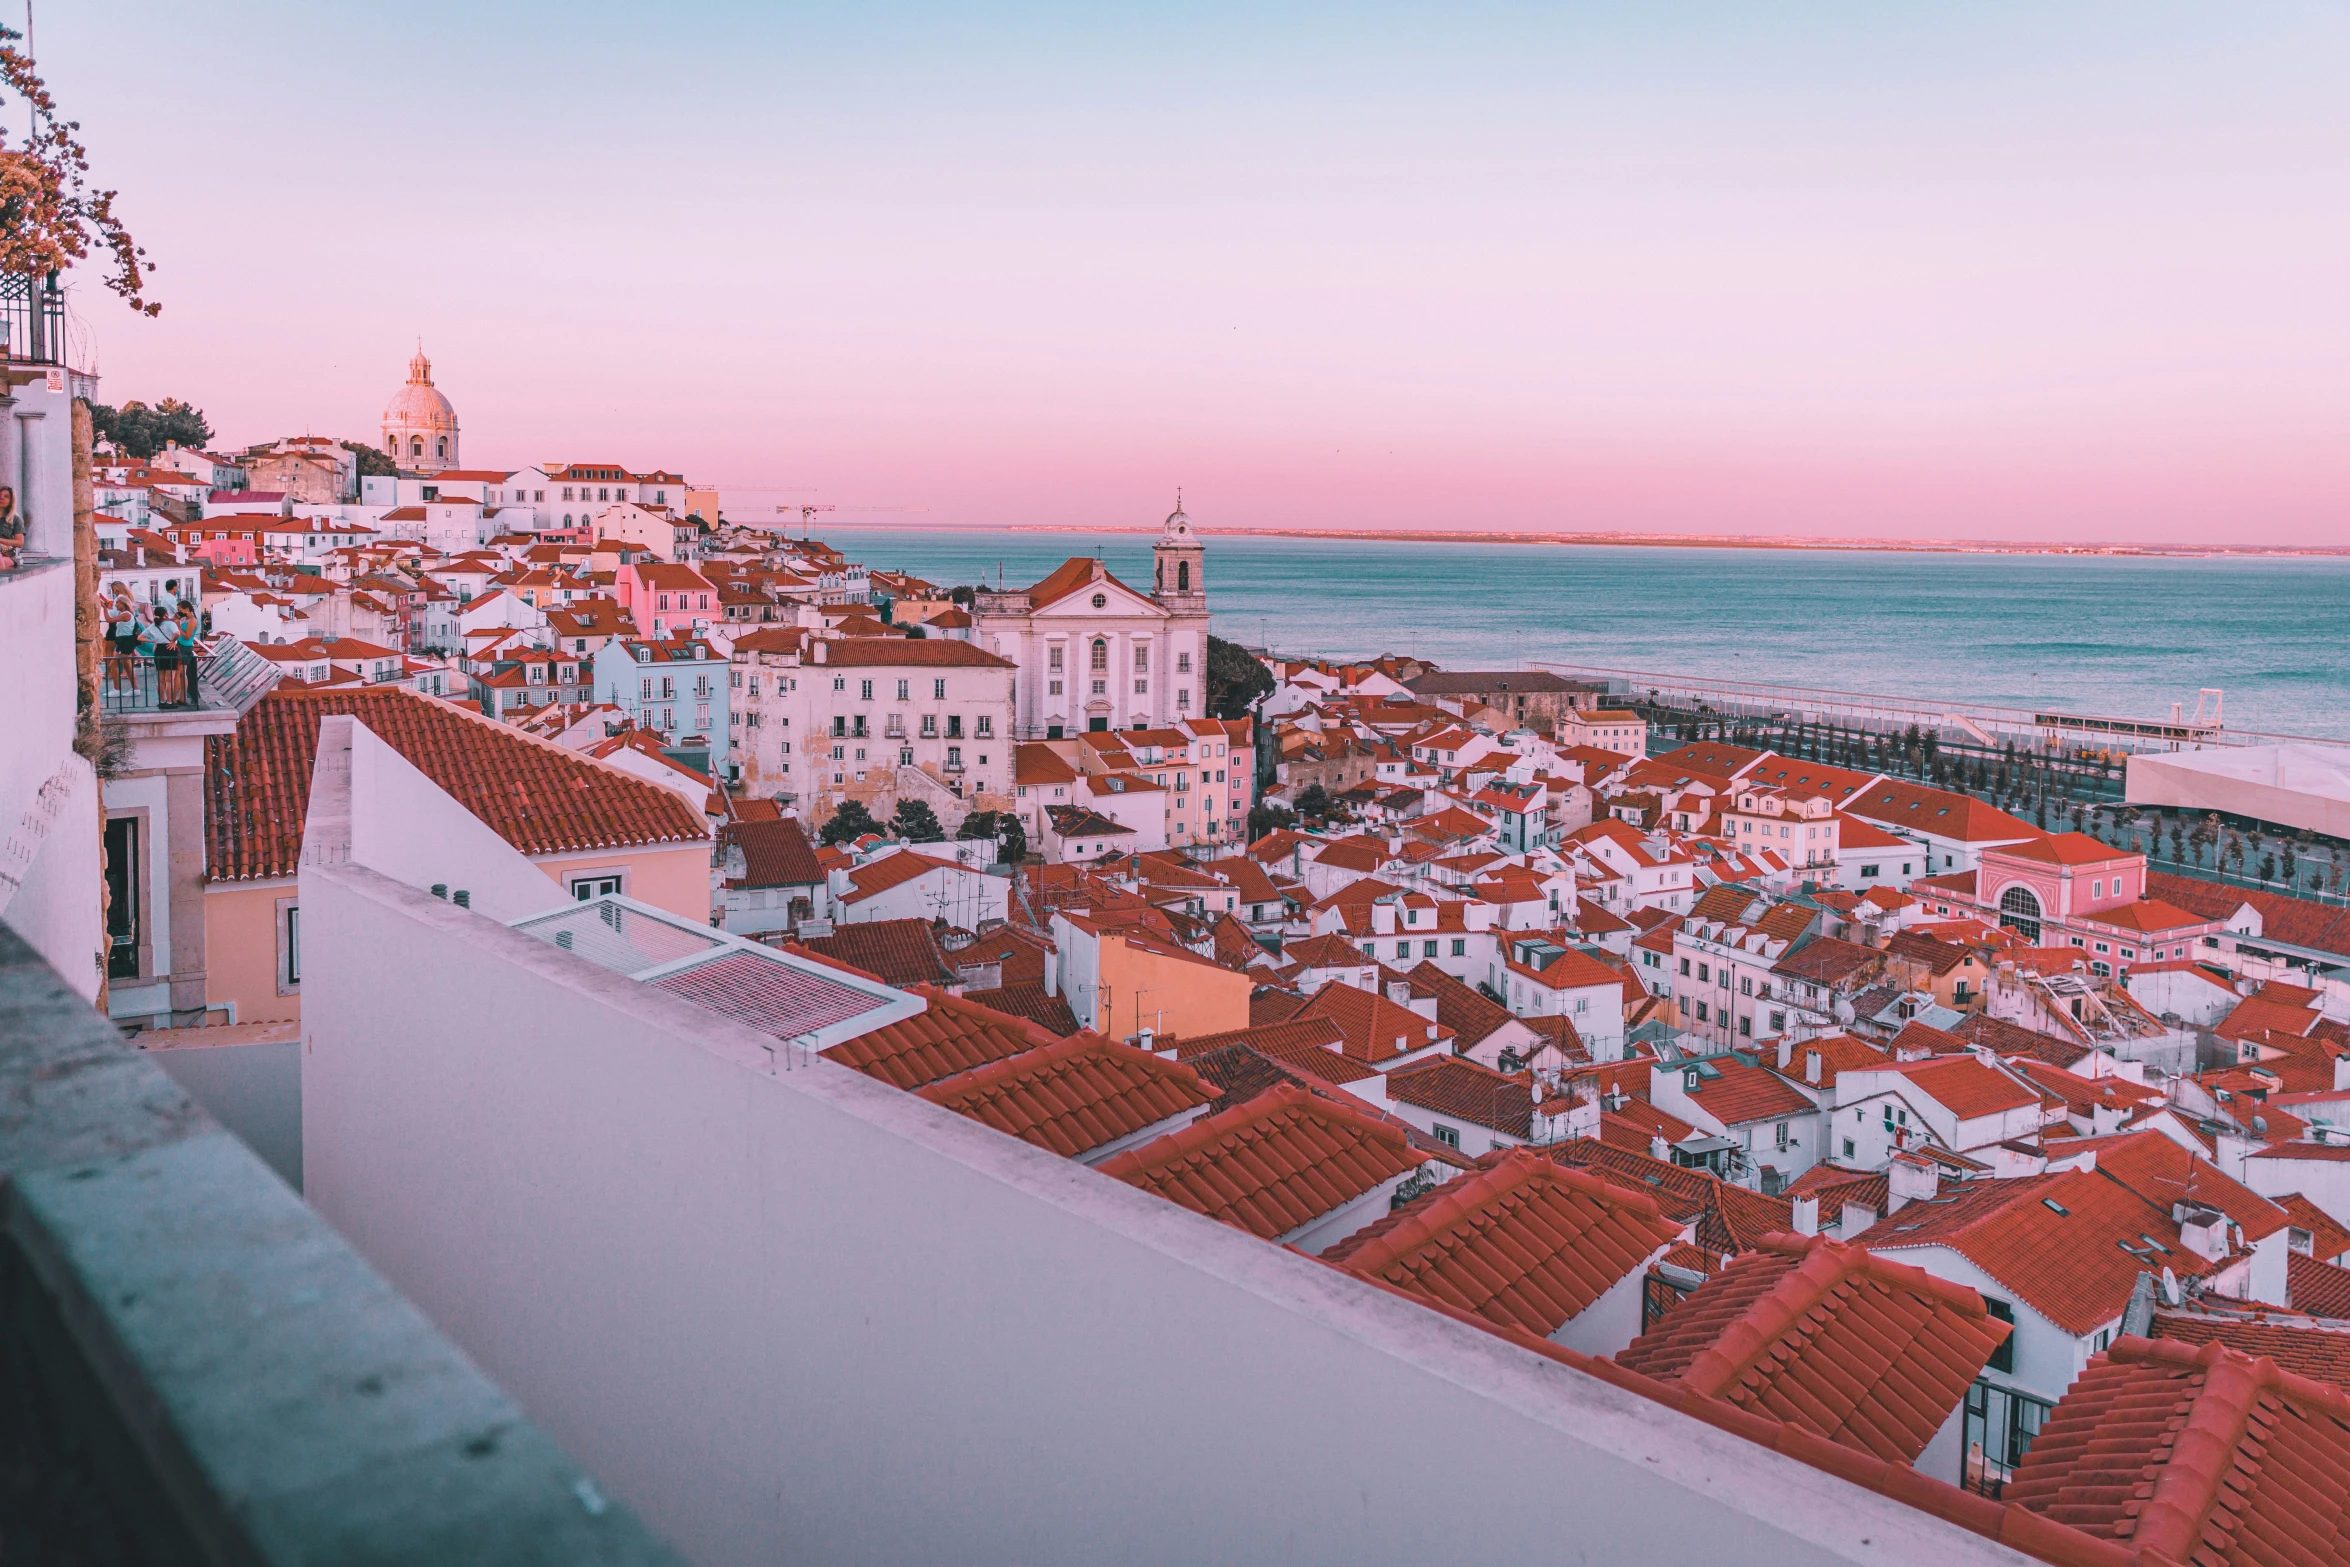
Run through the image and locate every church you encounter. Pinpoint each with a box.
[974,503,1212,740]
[382,344,461,474]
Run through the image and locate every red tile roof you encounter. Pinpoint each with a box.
[1613,1233,2010,1464]
[796,919,956,989]
[1327,1148,1684,1339]
[916,1033,1215,1159]
[1547,1139,1796,1259]
[1677,1056,1817,1127]
[1294,979,1451,1064]
[1386,1056,1536,1139]
[1097,1082,1424,1242]
[721,816,824,888]
[821,987,1060,1090]
[2006,1334,2350,1561]
[2274,1193,2350,1265]
[205,685,705,881]
[2150,1312,2350,1391]
[1869,1055,2042,1120]
[1987,832,2132,868]
[2289,1252,2350,1319]
[1865,1169,2220,1335]
[956,979,1080,1038]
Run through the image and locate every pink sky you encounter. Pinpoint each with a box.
[44,1,2350,544]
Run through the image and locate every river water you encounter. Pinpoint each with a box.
[815,528,2350,741]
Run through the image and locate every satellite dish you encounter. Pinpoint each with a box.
[2159,1266,2181,1307]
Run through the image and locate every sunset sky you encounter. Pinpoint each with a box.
[45,1,2350,543]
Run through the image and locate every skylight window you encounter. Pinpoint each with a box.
[2042,1199,2069,1217]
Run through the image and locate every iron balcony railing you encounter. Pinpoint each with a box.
[0,271,67,366]
[99,639,283,717]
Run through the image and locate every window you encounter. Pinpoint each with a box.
[1769,1009,1785,1031]
[1177,651,1192,673]
[1695,1001,1709,1022]
[1396,942,1411,958]
[1451,938,1466,957]
[1679,957,1691,976]
[1431,1123,1461,1149]
[1134,679,1148,695]
[861,679,874,701]
[1696,962,1709,982]
[833,675,845,691]
[1090,593,1107,609]
[1738,1015,1751,1037]
[1859,863,1880,878]
[897,679,910,701]
[1049,645,1064,671]
[1775,1121,1789,1151]
[284,906,302,985]
[1984,1299,2017,1374]
[571,874,623,899]
[1999,884,2043,942]
[1090,639,1108,672]
[1740,976,1753,996]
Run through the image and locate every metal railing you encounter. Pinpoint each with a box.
[99,640,282,717]
[0,271,66,365]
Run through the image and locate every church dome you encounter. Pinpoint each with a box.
[1161,490,1194,538]
[383,348,457,434]
[383,345,460,473]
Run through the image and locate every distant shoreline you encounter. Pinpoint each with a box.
[798,522,2345,559]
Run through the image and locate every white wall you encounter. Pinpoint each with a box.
[0,554,103,1001]
[299,861,2033,1567]
[1551,1255,1663,1360]
[147,1035,303,1189]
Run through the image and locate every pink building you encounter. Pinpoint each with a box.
[1934,832,2216,978]
[615,559,718,639]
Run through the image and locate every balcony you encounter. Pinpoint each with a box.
[99,640,282,718]
[0,270,67,368]
[0,923,679,1564]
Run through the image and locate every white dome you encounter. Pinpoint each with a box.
[383,348,457,434]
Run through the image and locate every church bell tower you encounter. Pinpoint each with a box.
[1152,492,1205,609]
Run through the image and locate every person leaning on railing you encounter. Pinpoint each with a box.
[0,484,19,570]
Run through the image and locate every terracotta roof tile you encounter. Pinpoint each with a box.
[1614,1233,2010,1464]
[798,919,956,989]
[1865,1169,2221,1336]
[2006,1334,2350,1561]
[1327,1148,1684,1339]
[2151,1312,2350,1391]
[821,987,1059,1091]
[1547,1139,1795,1259]
[916,1033,1215,1160]
[205,685,705,880]
[2290,1252,2350,1319]
[1097,1082,1424,1242]
[721,816,824,888]
[1386,1056,1536,1139]
[956,979,1080,1038]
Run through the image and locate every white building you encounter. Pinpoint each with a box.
[729,632,1018,811]
[974,504,1212,740]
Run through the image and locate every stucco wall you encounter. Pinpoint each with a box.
[298,860,2032,1567]
[206,880,299,1024]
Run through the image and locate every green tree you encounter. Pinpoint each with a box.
[893,799,945,842]
[1206,634,1274,720]
[819,799,879,846]
[1248,803,1297,841]
[1295,783,1332,820]
[90,397,210,459]
[957,808,1023,863]
[344,440,398,478]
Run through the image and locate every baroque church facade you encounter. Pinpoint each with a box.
[974,504,1212,740]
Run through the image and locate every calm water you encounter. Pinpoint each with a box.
[818,528,2350,740]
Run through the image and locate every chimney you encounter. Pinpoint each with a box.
[1887,1154,1939,1212]
[1791,1194,1820,1237]
[2175,1205,2230,1263]
[1805,1050,1822,1086]
[1841,1201,1877,1236]
[1649,1134,1669,1161]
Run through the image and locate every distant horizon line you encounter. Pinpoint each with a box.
[773,520,2350,559]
